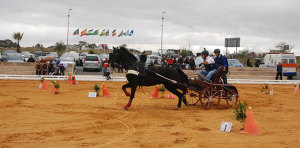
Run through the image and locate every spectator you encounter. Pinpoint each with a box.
[173,58,177,68]
[149,60,154,67]
[161,55,167,67]
[276,62,283,80]
[184,57,190,69]
[247,58,252,67]
[255,60,260,67]
[48,61,54,75]
[59,63,65,75]
[178,56,184,69]
[190,57,196,71]
[198,50,217,80]
[154,58,158,64]
[140,51,147,63]
[42,62,48,75]
[214,49,228,84]
[167,56,174,68]
[102,58,109,76]
[27,55,35,62]
[35,61,42,75]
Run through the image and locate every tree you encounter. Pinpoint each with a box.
[12,32,24,53]
[88,43,96,49]
[0,39,17,48]
[180,49,193,58]
[34,43,44,49]
[76,41,87,50]
[54,42,66,56]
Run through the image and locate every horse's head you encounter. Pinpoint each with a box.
[110,46,121,65]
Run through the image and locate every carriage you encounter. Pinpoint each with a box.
[185,66,239,109]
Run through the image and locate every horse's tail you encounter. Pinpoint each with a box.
[176,69,191,87]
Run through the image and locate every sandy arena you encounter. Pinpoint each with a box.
[0,80,299,147]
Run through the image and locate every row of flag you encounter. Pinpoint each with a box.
[73,29,134,37]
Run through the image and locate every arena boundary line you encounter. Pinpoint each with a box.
[0,74,300,84]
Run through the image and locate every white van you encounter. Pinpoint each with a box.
[264,52,297,79]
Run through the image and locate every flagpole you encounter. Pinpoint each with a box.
[66,8,72,52]
[160,11,166,55]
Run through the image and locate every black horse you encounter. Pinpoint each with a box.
[110,47,191,110]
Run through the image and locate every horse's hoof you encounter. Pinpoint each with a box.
[123,107,129,110]
[173,106,180,110]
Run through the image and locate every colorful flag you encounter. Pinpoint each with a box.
[93,29,99,35]
[80,29,87,37]
[126,30,130,36]
[105,29,109,36]
[129,30,134,36]
[112,29,116,36]
[87,29,93,35]
[100,29,105,36]
[73,29,79,35]
[118,30,123,37]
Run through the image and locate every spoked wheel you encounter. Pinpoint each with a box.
[226,89,239,108]
[200,87,220,109]
[213,78,223,84]
[186,89,200,105]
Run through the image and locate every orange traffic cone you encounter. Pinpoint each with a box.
[72,76,77,85]
[168,94,175,99]
[41,79,48,90]
[67,74,72,83]
[150,86,159,98]
[51,87,58,94]
[294,85,300,94]
[242,107,260,135]
[102,84,110,97]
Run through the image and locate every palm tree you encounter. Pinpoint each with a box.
[12,32,24,53]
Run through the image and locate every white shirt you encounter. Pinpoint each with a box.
[199,56,215,69]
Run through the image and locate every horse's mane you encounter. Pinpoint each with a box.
[119,47,137,61]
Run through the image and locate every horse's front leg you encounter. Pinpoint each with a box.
[122,83,131,97]
[123,85,137,110]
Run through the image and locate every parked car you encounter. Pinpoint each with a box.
[6,53,24,62]
[2,50,17,61]
[21,51,35,61]
[83,54,101,71]
[79,52,88,66]
[60,56,76,70]
[34,51,42,57]
[228,59,243,67]
[62,52,80,66]
[99,53,109,61]
[146,55,162,65]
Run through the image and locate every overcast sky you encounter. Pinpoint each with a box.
[0,0,299,54]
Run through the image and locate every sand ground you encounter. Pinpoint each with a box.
[0,80,299,148]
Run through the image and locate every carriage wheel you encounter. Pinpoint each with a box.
[186,89,200,105]
[200,87,220,109]
[226,89,238,107]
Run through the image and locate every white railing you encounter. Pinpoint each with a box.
[0,74,299,84]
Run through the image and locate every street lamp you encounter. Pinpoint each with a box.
[66,8,72,52]
[160,11,166,55]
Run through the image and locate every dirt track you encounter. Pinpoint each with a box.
[0,80,299,147]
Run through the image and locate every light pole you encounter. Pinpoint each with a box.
[66,8,72,52]
[160,11,166,55]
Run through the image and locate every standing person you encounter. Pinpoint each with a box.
[59,63,65,75]
[247,58,251,67]
[42,62,48,75]
[214,49,228,84]
[184,57,190,69]
[173,57,177,68]
[102,58,109,76]
[276,62,283,80]
[140,51,147,64]
[35,61,42,75]
[161,55,167,67]
[198,50,217,80]
[167,56,174,68]
[190,57,196,71]
[27,55,35,62]
[178,56,184,69]
[48,61,54,75]
[118,63,123,73]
